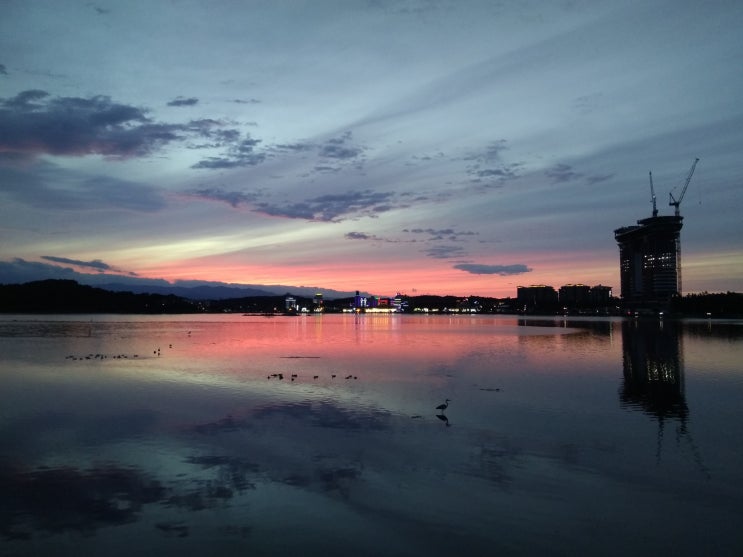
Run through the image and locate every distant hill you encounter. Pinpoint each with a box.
[96,282,363,300]
[0,280,198,314]
[97,282,276,300]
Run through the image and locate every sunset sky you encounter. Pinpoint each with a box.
[1,0,741,298]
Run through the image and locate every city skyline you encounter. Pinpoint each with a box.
[1,1,742,297]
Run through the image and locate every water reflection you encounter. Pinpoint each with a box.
[2,315,741,555]
[0,464,165,540]
[619,320,711,476]
[620,319,687,422]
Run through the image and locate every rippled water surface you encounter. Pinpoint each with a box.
[1,314,742,556]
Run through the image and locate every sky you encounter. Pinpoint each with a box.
[1,0,742,298]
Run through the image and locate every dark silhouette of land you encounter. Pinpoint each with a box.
[0,280,198,314]
[1,280,741,317]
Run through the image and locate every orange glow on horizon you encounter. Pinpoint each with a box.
[133,249,620,298]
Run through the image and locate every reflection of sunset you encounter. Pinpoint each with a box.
[159,315,622,388]
[2,313,742,557]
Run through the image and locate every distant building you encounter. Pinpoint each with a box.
[589,285,613,306]
[517,285,558,312]
[558,284,591,308]
[614,215,683,306]
[285,296,297,311]
[313,292,324,312]
[353,291,367,309]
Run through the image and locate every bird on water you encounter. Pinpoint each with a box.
[435,413,451,427]
[436,399,450,412]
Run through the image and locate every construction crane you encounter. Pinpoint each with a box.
[669,158,700,217]
[649,171,658,217]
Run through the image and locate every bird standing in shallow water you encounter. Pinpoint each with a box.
[436,399,450,412]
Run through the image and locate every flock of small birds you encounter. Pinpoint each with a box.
[65,353,140,360]
[61,329,505,430]
[64,340,181,361]
[266,373,358,381]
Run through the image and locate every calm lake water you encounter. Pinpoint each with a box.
[1,314,742,556]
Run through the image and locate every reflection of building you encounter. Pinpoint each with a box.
[620,319,686,420]
[620,319,710,476]
[614,216,683,307]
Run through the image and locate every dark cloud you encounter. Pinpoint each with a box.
[424,245,467,259]
[453,263,532,275]
[0,258,81,283]
[185,122,241,149]
[0,90,184,158]
[40,256,112,272]
[192,137,265,169]
[572,92,604,114]
[0,159,167,212]
[474,167,518,179]
[320,144,362,159]
[263,135,365,175]
[167,97,199,107]
[80,175,168,211]
[2,90,48,108]
[191,154,265,169]
[0,91,266,169]
[319,132,364,161]
[272,142,313,153]
[464,140,509,162]
[404,228,477,241]
[345,231,374,240]
[0,64,7,75]
[256,190,395,222]
[466,162,521,186]
[188,188,259,208]
[232,98,261,104]
[344,231,408,244]
[545,163,581,183]
[586,173,614,185]
[546,163,614,186]
[313,165,341,173]
[464,141,521,185]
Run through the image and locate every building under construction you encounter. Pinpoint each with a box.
[614,159,698,309]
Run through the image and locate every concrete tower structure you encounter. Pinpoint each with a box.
[614,159,698,310]
[614,215,683,307]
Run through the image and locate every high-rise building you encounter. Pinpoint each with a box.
[615,158,698,309]
[589,285,613,306]
[516,285,558,312]
[558,284,591,308]
[614,215,683,306]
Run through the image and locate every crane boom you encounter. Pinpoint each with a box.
[669,158,699,216]
[649,171,658,217]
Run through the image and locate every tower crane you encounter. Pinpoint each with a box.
[669,158,700,217]
[649,171,658,217]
